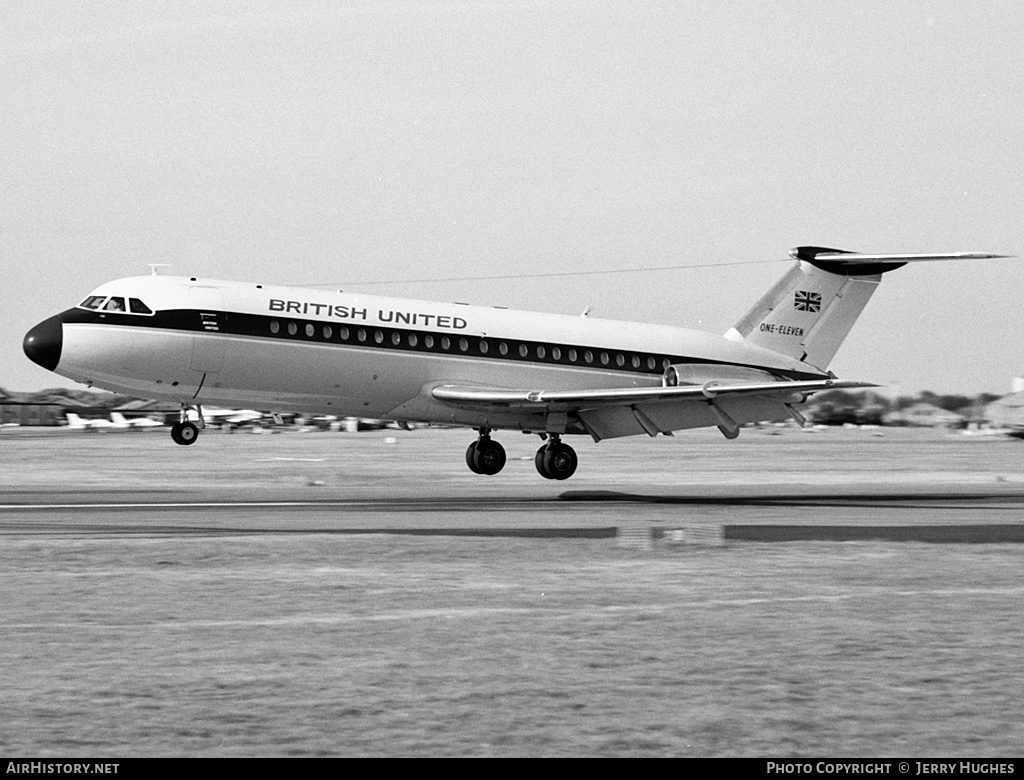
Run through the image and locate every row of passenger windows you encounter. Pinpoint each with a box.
[79,295,153,315]
[267,319,672,372]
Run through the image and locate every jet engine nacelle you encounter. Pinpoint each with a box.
[662,364,781,388]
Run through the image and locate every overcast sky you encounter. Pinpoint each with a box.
[4,1,1022,396]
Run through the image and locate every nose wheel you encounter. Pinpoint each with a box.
[465,429,506,475]
[535,438,578,480]
[171,421,200,446]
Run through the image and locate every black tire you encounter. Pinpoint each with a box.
[465,441,483,474]
[173,421,199,446]
[472,438,506,475]
[542,442,577,480]
[535,445,555,479]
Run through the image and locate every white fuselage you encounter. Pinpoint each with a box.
[41,275,823,431]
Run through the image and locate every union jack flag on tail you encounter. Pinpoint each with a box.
[794,290,821,312]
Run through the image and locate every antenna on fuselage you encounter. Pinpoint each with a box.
[148,264,171,276]
[580,306,593,318]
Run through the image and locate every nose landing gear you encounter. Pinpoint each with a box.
[170,420,199,445]
[170,404,204,446]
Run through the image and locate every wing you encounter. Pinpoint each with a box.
[432,378,874,441]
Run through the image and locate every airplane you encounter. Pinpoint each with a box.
[109,411,164,429]
[64,411,117,430]
[22,246,1006,479]
[189,406,264,428]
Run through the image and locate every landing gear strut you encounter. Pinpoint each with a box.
[465,428,506,475]
[535,436,578,480]
[170,404,203,446]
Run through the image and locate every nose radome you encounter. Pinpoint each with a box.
[23,315,63,372]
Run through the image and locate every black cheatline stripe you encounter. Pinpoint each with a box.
[59,306,827,382]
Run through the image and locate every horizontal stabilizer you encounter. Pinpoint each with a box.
[789,246,1011,276]
[791,247,1009,263]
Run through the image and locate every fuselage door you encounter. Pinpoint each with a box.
[188,286,225,373]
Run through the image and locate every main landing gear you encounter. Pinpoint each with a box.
[464,429,578,480]
[170,404,203,446]
[534,436,578,480]
[466,428,506,475]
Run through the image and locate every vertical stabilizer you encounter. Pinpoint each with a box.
[726,246,1008,372]
[726,252,880,371]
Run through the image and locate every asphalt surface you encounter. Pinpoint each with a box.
[2,426,1022,541]
[4,425,1024,756]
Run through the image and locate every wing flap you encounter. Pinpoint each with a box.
[432,378,875,410]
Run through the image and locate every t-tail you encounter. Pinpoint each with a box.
[725,246,1008,372]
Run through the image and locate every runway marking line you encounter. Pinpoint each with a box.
[0,500,537,511]
[0,502,341,510]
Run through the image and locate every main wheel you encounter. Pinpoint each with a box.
[171,421,199,446]
[465,441,483,474]
[470,438,506,475]
[540,442,577,480]
[535,445,556,479]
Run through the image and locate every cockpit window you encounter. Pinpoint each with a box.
[79,294,155,315]
[80,295,106,310]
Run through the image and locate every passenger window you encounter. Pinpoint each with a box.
[80,296,106,310]
[104,297,126,312]
[129,298,153,314]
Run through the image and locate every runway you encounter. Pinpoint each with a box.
[3,426,1024,756]
[2,463,1022,542]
